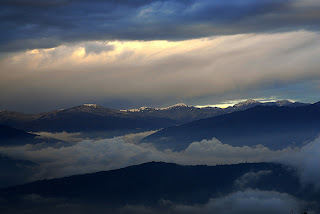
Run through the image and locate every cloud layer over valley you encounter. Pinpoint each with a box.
[1,130,319,190]
[1,130,319,213]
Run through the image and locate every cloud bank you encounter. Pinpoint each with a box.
[279,137,320,189]
[0,132,298,180]
[34,131,86,143]
[1,31,320,112]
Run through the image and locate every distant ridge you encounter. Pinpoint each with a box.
[0,99,313,133]
[122,103,190,112]
[121,99,304,112]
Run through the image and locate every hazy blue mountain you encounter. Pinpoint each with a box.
[0,162,309,212]
[142,103,320,151]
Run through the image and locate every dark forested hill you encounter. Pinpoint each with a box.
[0,162,301,205]
[1,162,318,214]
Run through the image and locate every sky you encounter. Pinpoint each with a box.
[1,0,320,113]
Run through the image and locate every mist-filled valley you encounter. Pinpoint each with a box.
[1,100,320,213]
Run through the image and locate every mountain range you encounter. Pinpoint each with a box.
[0,99,308,134]
[120,99,307,124]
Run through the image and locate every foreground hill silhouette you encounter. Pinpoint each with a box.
[0,162,320,214]
[0,162,302,204]
[1,162,319,214]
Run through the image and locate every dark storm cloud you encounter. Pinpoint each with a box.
[1,0,320,51]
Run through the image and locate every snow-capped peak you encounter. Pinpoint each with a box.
[275,100,292,106]
[234,99,260,107]
[122,106,153,112]
[121,103,191,112]
[83,104,98,108]
[169,103,189,108]
[156,103,189,110]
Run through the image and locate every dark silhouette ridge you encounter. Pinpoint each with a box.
[1,162,319,214]
[0,162,302,204]
[0,124,38,146]
[0,124,69,147]
[143,103,320,151]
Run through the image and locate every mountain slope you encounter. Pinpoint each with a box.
[27,104,178,132]
[0,125,39,146]
[0,124,69,147]
[142,103,320,151]
[0,111,48,130]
